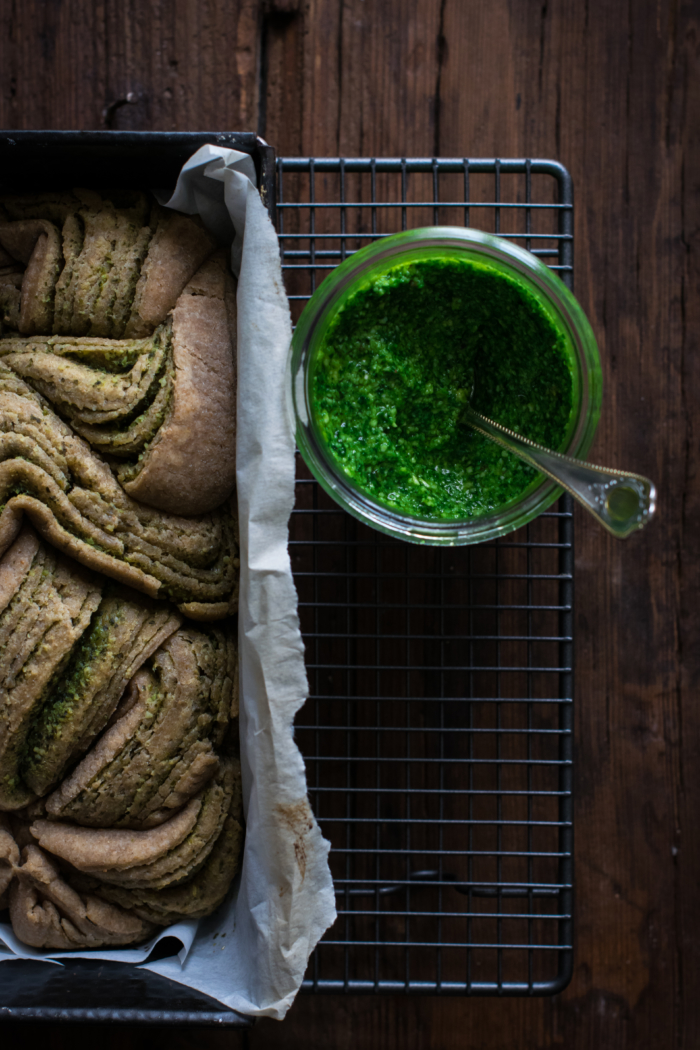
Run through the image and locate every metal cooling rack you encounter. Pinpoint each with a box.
[277,158,574,995]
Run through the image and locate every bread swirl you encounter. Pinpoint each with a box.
[0,188,245,949]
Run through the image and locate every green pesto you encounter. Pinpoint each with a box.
[63,343,144,373]
[311,256,574,519]
[21,604,123,772]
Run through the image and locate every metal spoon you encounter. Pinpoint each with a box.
[463,406,656,539]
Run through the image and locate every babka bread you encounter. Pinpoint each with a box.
[70,803,244,925]
[0,189,238,525]
[45,626,237,828]
[34,759,239,889]
[0,757,243,945]
[0,526,103,810]
[0,321,176,461]
[0,189,245,950]
[0,546,243,946]
[0,525,183,808]
[0,249,238,517]
[0,366,239,618]
[8,842,158,949]
[0,189,216,340]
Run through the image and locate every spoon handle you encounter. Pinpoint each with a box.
[464,408,656,539]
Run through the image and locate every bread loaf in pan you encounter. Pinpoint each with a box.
[0,188,244,950]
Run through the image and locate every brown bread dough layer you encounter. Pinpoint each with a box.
[21,588,183,798]
[30,796,202,873]
[0,220,63,335]
[0,259,238,515]
[0,191,215,341]
[9,843,156,949]
[0,191,84,226]
[53,212,84,334]
[0,814,19,904]
[55,201,137,337]
[84,760,239,891]
[46,623,236,828]
[75,810,244,925]
[0,270,22,330]
[34,760,238,891]
[0,526,103,811]
[125,208,216,338]
[121,252,237,515]
[0,323,174,463]
[0,365,239,619]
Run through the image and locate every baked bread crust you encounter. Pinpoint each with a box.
[0,365,239,618]
[122,251,237,516]
[0,189,244,950]
[46,624,236,828]
[0,220,63,335]
[125,208,216,338]
[0,526,103,810]
[9,843,157,949]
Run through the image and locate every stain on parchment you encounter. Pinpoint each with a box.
[276,798,314,882]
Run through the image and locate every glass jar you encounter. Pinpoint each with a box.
[290,226,602,545]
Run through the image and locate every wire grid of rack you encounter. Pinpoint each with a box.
[277,158,574,995]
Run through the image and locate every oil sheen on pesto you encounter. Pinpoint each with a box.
[311,256,574,520]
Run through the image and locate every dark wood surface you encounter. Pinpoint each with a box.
[0,1,697,1046]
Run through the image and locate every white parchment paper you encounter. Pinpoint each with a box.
[0,145,337,1020]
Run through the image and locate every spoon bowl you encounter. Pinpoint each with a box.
[463,405,656,539]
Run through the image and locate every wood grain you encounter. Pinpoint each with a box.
[266,3,699,1044]
[0,0,262,131]
[0,0,698,1045]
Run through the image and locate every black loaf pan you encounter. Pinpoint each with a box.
[0,129,276,1028]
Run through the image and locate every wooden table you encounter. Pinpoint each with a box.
[0,1,696,1046]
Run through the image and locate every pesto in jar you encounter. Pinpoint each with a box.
[311,256,574,520]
